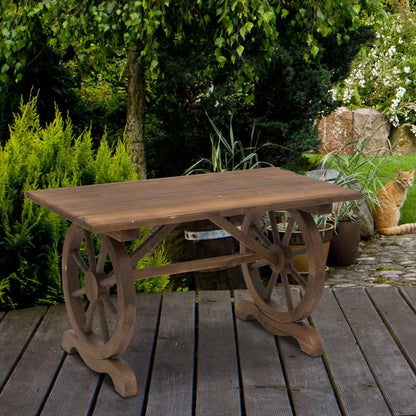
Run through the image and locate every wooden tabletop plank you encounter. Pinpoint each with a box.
[25,168,362,233]
[311,288,391,416]
[145,292,195,416]
[234,290,293,416]
[196,290,241,415]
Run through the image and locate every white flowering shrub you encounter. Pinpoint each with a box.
[334,10,416,133]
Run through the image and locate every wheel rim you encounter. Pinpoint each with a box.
[240,209,326,323]
[62,224,136,359]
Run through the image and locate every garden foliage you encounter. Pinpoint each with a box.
[335,9,416,132]
[0,97,168,310]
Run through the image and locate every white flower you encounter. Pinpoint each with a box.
[404,67,411,74]
[388,46,396,57]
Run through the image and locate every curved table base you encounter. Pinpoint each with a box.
[62,329,137,398]
[236,299,323,356]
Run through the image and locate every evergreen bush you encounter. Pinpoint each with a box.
[0,97,169,310]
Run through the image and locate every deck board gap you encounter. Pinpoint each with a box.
[0,306,49,393]
[192,294,199,416]
[366,288,416,374]
[86,374,105,416]
[305,313,346,416]
[274,335,297,416]
[333,289,395,416]
[140,294,163,416]
[35,351,69,416]
[398,287,416,315]
[231,291,247,416]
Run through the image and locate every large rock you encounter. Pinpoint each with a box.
[390,125,416,155]
[318,107,354,154]
[353,108,391,156]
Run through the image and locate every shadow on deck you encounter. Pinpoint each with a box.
[1,287,416,416]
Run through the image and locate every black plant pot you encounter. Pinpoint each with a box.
[327,220,360,266]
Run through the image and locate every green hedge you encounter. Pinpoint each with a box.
[0,97,168,310]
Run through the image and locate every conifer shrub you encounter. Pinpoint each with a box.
[0,97,169,310]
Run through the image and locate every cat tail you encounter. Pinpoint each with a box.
[379,223,416,235]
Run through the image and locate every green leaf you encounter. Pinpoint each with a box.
[352,4,361,14]
[311,45,319,58]
[236,44,244,57]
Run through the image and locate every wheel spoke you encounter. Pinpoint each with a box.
[249,259,269,270]
[97,301,110,343]
[264,271,278,300]
[282,217,295,246]
[288,264,307,288]
[268,211,281,244]
[292,247,307,257]
[83,230,97,270]
[253,225,272,248]
[71,250,89,274]
[71,287,86,298]
[102,295,117,316]
[84,302,96,334]
[280,270,294,310]
[96,241,107,274]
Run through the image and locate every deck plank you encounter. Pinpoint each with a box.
[369,287,416,372]
[196,290,241,416]
[0,306,47,389]
[234,290,293,416]
[93,293,162,415]
[1,288,416,416]
[336,286,416,415]
[276,290,342,416]
[311,288,391,416]
[40,354,101,416]
[0,304,68,416]
[145,291,195,416]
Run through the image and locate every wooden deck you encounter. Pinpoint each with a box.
[1,287,416,416]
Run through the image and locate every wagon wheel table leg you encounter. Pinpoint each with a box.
[61,224,137,397]
[237,209,326,356]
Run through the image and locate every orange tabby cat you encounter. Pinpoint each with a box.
[372,168,416,235]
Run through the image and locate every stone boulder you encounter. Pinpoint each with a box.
[318,107,354,154]
[353,108,391,156]
[390,125,416,155]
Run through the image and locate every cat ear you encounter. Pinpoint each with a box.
[397,169,403,176]
[410,169,415,174]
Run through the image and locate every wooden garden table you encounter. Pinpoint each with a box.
[26,167,361,398]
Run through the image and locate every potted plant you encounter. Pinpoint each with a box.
[271,211,334,274]
[319,144,384,266]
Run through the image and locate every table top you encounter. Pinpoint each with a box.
[25,167,362,233]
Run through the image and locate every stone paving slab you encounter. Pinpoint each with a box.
[325,233,416,287]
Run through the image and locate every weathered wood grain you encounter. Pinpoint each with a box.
[311,288,391,416]
[93,293,162,415]
[0,304,69,416]
[1,288,416,416]
[196,290,241,416]
[234,290,293,416]
[26,168,362,232]
[145,291,195,416]
[0,306,47,389]
[343,287,416,415]
[276,290,341,416]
